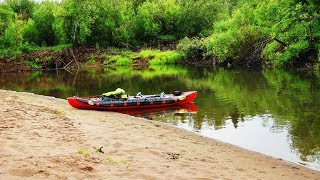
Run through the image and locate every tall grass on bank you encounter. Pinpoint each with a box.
[102,50,182,66]
[139,50,182,65]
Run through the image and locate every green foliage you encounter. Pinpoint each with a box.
[5,0,35,20]
[176,0,320,67]
[52,4,68,44]
[22,18,38,44]
[138,49,158,59]
[88,0,135,46]
[177,37,206,60]
[207,25,265,63]
[177,2,266,65]
[111,55,132,66]
[103,50,182,66]
[176,0,225,37]
[134,0,222,43]
[0,4,14,34]
[103,54,132,66]
[61,0,136,46]
[139,50,182,65]
[260,0,319,66]
[0,18,24,56]
[87,53,95,63]
[44,56,54,61]
[20,41,32,53]
[115,56,132,66]
[62,0,96,44]
[149,51,182,65]
[24,58,41,69]
[32,1,57,45]
[134,1,161,42]
[0,0,319,68]
[32,44,72,52]
[263,40,309,66]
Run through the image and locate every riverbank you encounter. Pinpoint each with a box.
[0,90,319,179]
[0,46,183,73]
[1,45,319,73]
[0,46,101,73]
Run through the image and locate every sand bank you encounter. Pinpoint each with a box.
[0,90,319,179]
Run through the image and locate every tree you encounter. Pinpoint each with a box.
[0,4,14,35]
[5,0,35,20]
[62,0,96,45]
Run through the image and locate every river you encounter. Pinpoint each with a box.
[1,65,319,170]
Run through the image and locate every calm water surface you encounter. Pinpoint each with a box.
[1,65,320,170]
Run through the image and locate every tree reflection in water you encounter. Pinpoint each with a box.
[1,66,319,169]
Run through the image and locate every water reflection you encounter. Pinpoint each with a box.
[0,66,320,170]
[119,103,198,117]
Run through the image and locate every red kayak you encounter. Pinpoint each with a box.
[120,103,198,117]
[67,91,197,111]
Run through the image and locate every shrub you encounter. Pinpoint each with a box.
[22,18,39,44]
[176,37,206,60]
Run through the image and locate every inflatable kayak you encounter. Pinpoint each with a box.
[67,91,197,111]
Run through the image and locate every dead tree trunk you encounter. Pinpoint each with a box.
[64,49,80,69]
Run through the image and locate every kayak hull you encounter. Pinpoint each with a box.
[121,103,198,117]
[67,91,197,111]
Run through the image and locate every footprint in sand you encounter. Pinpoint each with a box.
[149,150,165,157]
[8,169,39,177]
[113,142,123,148]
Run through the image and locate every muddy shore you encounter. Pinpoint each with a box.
[0,90,319,179]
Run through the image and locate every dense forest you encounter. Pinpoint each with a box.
[0,0,319,68]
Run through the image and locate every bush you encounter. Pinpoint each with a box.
[3,19,25,54]
[22,18,39,44]
[134,1,160,42]
[32,1,58,45]
[178,0,320,67]
[134,0,221,44]
[21,42,32,54]
[6,0,35,20]
[176,37,206,60]
[260,1,319,67]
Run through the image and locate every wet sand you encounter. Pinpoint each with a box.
[0,90,319,179]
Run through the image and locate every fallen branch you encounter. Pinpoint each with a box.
[273,38,287,46]
[64,49,80,69]
[69,49,80,68]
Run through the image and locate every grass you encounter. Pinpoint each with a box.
[102,154,131,168]
[32,44,72,52]
[0,44,72,59]
[103,54,133,66]
[76,146,131,168]
[114,56,132,66]
[86,53,96,64]
[77,147,91,158]
[138,49,183,65]
[103,49,183,66]
[141,50,182,65]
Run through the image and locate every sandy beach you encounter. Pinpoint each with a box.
[0,90,319,179]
